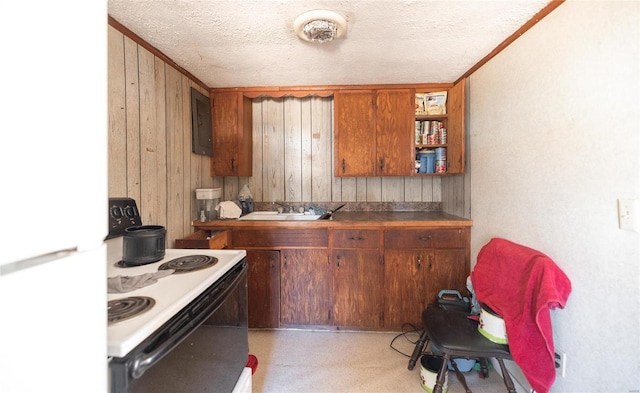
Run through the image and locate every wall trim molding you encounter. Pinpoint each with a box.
[108,16,210,92]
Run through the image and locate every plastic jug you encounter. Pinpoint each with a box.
[196,188,221,221]
[418,150,436,174]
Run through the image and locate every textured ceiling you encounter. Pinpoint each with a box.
[107,0,553,88]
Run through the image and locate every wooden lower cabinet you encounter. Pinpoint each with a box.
[332,249,384,329]
[383,228,469,329]
[280,249,332,326]
[246,249,280,328]
[383,248,467,329]
[233,226,469,330]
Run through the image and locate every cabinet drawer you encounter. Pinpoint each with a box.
[331,229,381,249]
[384,228,467,249]
[231,228,328,248]
[175,230,228,249]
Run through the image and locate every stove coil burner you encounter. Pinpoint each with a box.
[108,296,155,325]
[158,255,218,274]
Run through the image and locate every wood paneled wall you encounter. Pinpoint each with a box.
[108,26,218,245]
[222,96,443,205]
[108,25,455,245]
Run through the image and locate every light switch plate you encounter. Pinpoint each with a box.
[617,199,639,232]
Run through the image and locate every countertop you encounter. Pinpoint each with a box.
[193,211,472,230]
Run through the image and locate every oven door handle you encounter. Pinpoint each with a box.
[130,262,246,379]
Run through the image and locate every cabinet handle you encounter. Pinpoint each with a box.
[230,157,236,172]
[336,256,341,268]
[341,158,346,173]
[283,256,287,269]
[417,255,422,269]
[379,158,385,173]
[419,235,432,242]
[349,236,364,241]
[428,255,433,269]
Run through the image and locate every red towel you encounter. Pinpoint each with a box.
[470,238,571,393]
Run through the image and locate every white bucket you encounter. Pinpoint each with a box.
[420,356,448,393]
[478,305,508,344]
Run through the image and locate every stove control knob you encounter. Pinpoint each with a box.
[110,206,123,219]
[124,205,137,218]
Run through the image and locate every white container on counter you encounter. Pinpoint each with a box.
[196,188,221,221]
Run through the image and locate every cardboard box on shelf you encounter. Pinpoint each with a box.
[415,94,427,115]
[425,91,447,115]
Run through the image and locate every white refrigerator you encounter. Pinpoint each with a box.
[0,2,107,392]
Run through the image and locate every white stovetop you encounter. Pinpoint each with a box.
[106,238,246,358]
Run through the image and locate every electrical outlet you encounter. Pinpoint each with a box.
[554,348,567,378]
[618,199,639,232]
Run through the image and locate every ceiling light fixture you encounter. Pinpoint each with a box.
[294,10,347,44]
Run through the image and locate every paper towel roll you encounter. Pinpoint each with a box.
[215,201,242,219]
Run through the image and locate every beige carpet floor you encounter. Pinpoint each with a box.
[248,329,510,393]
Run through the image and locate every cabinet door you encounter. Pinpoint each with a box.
[334,90,375,176]
[383,249,429,329]
[246,249,280,328]
[383,248,468,329]
[428,249,468,303]
[375,89,414,175]
[332,249,384,329]
[210,92,252,176]
[445,79,465,174]
[280,249,332,326]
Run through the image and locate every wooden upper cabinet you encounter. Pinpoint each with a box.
[376,89,414,176]
[334,89,414,177]
[413,80,466,175]
[334,90,376,176]
[210,81,465,178]
[210,92,252,176]
[445,79,465,174]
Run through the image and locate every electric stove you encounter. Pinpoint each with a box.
[106,236,246,358]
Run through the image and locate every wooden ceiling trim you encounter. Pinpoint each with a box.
[108,16,210,92]
[242,91,335,99]
[455,0,566,84]
[111,0,564,97]
[211,83,454,98]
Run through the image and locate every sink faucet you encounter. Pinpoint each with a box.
[272,201,293,213]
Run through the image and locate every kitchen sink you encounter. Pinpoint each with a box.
[237,211,323,221]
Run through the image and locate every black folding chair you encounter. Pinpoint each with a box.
[408,305,515,393]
